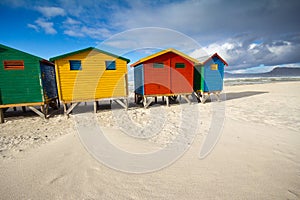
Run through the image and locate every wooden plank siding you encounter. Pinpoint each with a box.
[0,44,44,105]
[51,48,129,102]
[131,49,197,96]
[195,53,228,93]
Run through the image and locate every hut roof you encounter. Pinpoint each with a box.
[130,48,200,67]
[0,43,52,65]
[197,53,228,66]
[49,47,130,63]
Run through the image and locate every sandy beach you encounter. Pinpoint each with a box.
[0,81,300,199]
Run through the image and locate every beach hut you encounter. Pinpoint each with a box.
[50,47,130,115]
[194,53,228,103]
[130,48,199,108]
[0,44,58,123]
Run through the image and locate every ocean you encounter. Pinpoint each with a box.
[224,76,300,86]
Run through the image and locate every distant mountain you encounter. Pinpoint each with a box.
[225,67,300,78]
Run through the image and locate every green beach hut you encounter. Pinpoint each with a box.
[0,44,58,123]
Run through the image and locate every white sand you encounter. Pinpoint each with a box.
[0,81,299,199]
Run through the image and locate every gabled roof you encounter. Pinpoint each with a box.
[0,43,42,61]
[198,53,228,66]
[130,48,200,67]
[49,47,130,63]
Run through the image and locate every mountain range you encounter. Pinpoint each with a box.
[225,67,300,78]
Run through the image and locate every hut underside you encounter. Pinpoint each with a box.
[194,90,222,103]
[0,97,59,123]
[61,96,128,117]
[134,93,191,108]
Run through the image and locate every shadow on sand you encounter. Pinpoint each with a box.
[221,91,268,101]
[1,92,268,120]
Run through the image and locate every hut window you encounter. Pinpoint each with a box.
[211,64,218,70]
[153,63,164,68]
[70,60,82,70]
[175,63,185,68]
[3,60,24,70]
[105,61,116,70]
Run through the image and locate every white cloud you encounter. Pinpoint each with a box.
[64,17,81,25]
[81,26,111,39]
[27,23,39,32]
[35,18,57,34]
[190,34,300,71]
[64,29,84,37]
[35,6,65,18]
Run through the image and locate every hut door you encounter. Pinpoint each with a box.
[143,60,171,95]
[170,58,193,94]
[40,62,58,101]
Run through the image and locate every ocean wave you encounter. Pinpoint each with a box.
[224,77,300,86]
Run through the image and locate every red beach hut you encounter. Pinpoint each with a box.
[131,48,199,107]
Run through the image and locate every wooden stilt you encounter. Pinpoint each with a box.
[94,101,97,113]
[125,98,129,110]
[162,96,165,102]
[57,99,60,108]
[0,108,4,123]
[114,99,127,110]
[144,97,154,109]
[143,96,147,107]
[66,102,80,115]
[45,104,49,117]
[40,105,45,114]
[154,97,157,103]
[63,103,67,115]
[215,92,221,102]
[22,106,26,113]
[122,98,128,110]
[182,95,191,104]
[166,96,169,107]
[13,107,17,111]
[28,106,45,118]
[200,93,209,104]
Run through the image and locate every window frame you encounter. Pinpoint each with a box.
[69,60,82,71]
[3,60,24,70]
[210,64,218,70]
[175,63,185,68]
[153,63,164,68]
[105,60,116,70]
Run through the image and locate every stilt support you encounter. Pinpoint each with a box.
[144,97,154,109]
[94,101,97,113]
[63,103,68,115]
[114,99,128,110]
[182,95,191,104]
[66,102,80,115]
[200,94,209,103]
[0,108,4,123]
[28,106,46,118]
[166,96,169,107]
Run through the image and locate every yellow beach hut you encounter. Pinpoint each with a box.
[50,47,130,115]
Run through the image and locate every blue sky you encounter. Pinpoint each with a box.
[1,0,300,73]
